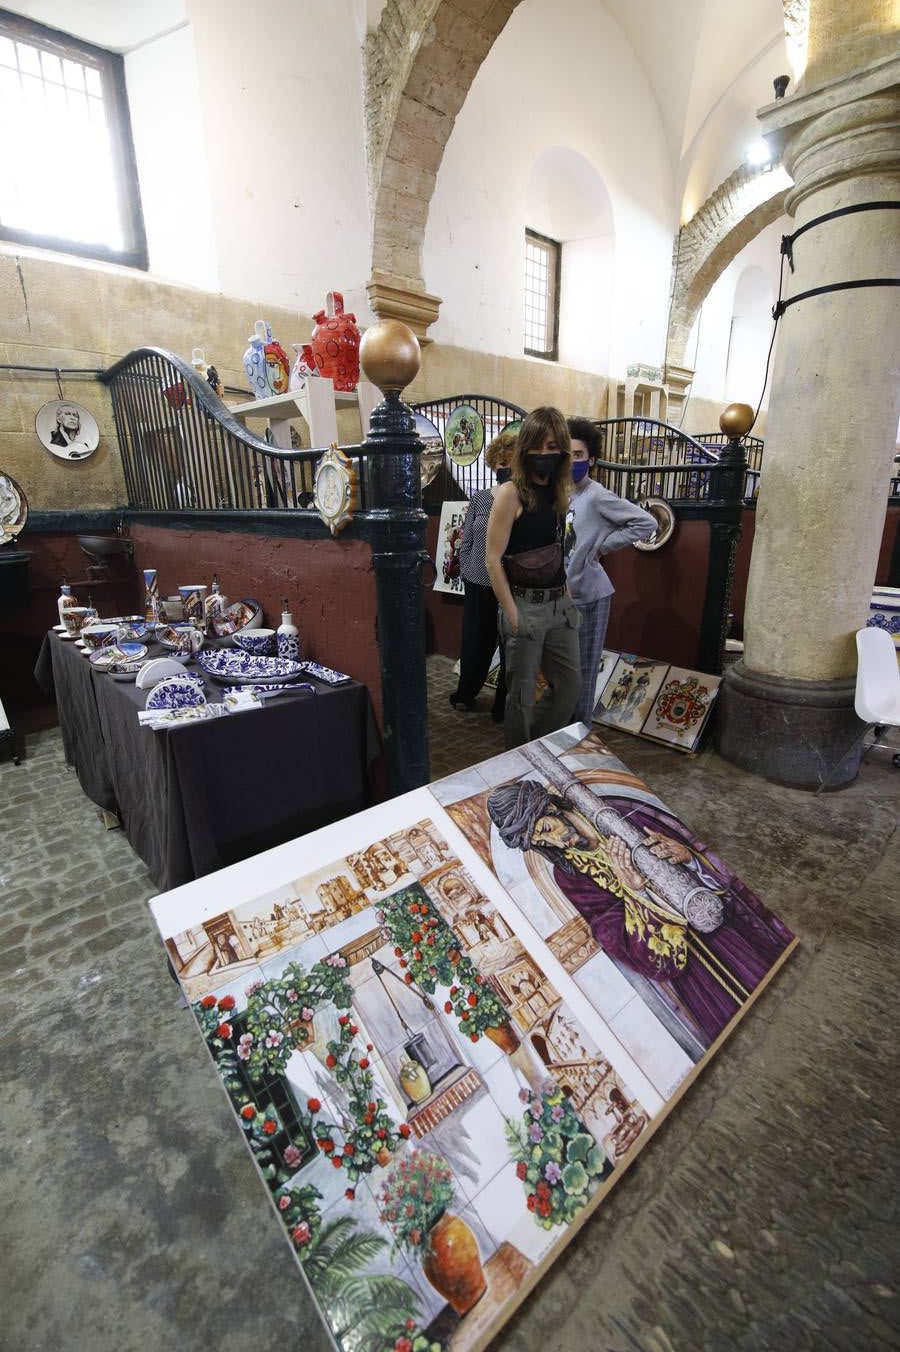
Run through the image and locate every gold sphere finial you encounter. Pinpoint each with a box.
[719,402,755,439]
[360,320,421,395]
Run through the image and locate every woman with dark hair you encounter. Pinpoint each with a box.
[449,429,516,717]
[485,407,582,749]
[566,416,656,723]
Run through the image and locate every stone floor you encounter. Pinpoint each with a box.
[1,656,898,1352]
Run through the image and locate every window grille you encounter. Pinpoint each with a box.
[0,9,147,268]
[524,228,560,361]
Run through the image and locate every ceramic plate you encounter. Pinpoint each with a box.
[146,675,208,712]
[0,471,28,545]
[35,399,100,460]
[110,660,153,682]
[52,623,66,632]
[500,418,522,440]
[196,648,305,685]
[445,404,484,467]
[633,496,676,551]
[89,642,148,671]
[298,660,352,685]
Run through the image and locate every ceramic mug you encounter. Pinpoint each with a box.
[62,606,92,636]
[178,585,208,624]
[233,627,277,656]
[168,623,204,655]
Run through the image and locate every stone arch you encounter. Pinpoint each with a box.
[666,162,791,372]
[364,0,522,336]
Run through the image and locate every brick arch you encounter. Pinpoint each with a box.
[666,162,792,370]
[364,0,521,336]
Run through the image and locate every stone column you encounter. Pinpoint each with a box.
[717,48,900,789]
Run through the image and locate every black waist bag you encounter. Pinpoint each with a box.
[503,542,562,587]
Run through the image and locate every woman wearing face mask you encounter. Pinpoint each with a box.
[485,407,582,749]
[565,416,657,723]
[449,429,517,718]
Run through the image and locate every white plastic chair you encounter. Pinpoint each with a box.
[816,627,900,793]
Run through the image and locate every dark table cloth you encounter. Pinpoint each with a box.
[35,632,379,890]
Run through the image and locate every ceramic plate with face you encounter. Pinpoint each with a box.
[445,404,484,467]
[35,400,100,461]
[414,413,445,487]
[0,471,28,545]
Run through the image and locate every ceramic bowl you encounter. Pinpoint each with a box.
[210,598,262,642]
[80,623,123,651]
[62,606,93,636]
[89,642,149,671]
[233,627,277,656]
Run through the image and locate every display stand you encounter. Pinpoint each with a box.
[229,378,380,450]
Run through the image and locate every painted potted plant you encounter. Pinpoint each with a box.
[378,1149,487,1316]
[505,1082,610,1229]
[377,888,517,1051]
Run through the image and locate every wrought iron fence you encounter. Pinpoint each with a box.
[411,394,526,507]
[592,418,761,503]
[103,347,371,515]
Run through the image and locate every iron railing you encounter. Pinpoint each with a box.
[411,394,526,507]
[593,418,762,503]
[103,348,371,516]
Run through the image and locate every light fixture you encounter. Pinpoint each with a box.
[745,138,773,167]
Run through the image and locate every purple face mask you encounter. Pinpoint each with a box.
[572,460,591,483]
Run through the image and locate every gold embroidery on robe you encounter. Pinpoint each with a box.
[565,848,689,970]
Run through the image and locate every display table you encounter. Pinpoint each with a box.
[35,632,379,890]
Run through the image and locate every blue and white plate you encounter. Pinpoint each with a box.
[145,675,208,711]
[196,647,305,685]
[90,642,148,671]
[298,660,352,685]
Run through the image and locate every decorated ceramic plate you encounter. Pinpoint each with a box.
[196,648,305,685]
[500,418,522,440]
[445,404,484,467]
[89,642,148,671]
[35,399,100,460]
[146,675,208,712]
[633,496,676,551]
[297,660,352,685]
[0,471,28,545]
[414,413,445,487]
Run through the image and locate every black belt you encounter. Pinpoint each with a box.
[510,583,566,603]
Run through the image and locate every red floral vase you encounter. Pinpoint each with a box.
[310,291,360,392]
[422,1211,487,1316]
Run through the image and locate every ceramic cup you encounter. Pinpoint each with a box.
[62,606,92,637]
[80,623,122,651]
[178,584,208,624]
[233,627,277,656]
[167,623,204,655]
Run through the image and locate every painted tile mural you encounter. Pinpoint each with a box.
[153,729,795,1352]
[592,650,722,753]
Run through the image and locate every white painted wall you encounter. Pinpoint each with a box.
[423,0,675,376]
[684,216,785,414]
[126,26,219,291]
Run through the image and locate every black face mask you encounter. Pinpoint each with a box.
[495,466,512,483]
[526,453,559,479]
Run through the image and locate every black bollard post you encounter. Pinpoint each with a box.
[696,404,750,676]
[361,323,431,794]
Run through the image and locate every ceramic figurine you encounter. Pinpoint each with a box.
[243,320,291,399]
[289,343,318,391]
[310,292,360,392]
[56,581,78,627]
[276,599,300,660]
[143,569,162,625]
[191,348,224,399]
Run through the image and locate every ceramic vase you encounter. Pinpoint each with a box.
[277,602,300,660]
[178,584,208,626]
[422,1213,487,1316]
[399,1051,431,1104]
[57,582,78,626]
[310,291,360,392]
[205,574,228,626]
[243,320,291,399]
[289,344,318,391]
[143,569,162,625]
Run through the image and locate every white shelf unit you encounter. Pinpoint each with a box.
[229,378,380,451]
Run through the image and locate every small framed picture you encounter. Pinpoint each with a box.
[35,400,100,460]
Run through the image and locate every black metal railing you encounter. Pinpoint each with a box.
[411,393,526,507]
[103,347,372,515]
[593,418,762,503]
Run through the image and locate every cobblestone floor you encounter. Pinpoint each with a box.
[1,662,898,1352]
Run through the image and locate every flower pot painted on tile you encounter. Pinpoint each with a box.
[484,1019,520,1055]
[310,292,360,392]
[422,1212,487,1316]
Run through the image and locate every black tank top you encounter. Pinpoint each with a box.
[506,483,566,586]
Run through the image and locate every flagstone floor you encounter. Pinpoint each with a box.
[1,660,897,1352]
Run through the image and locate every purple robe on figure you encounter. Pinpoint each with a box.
[552,800,793,1046]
